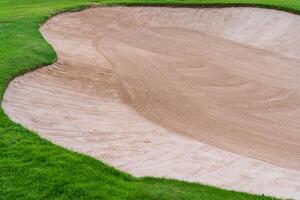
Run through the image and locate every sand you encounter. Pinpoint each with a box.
[2,7,300,198]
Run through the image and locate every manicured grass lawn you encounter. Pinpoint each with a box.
[1,0,300,199]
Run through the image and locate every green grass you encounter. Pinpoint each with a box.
[1,0,300,199]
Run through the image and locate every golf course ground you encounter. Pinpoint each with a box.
[1,1,300,199]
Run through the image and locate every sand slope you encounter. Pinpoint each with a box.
[2,7,300,198]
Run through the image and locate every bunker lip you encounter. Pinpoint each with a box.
[2,6,300,199]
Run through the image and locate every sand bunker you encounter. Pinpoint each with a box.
[2,7,300,198]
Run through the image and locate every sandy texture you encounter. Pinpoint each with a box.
[2,7,300,198]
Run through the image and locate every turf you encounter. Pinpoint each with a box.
[1,0,299,199]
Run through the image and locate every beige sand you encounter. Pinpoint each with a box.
[2,7,300,198]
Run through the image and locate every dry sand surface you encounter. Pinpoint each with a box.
[2,7,300,198]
